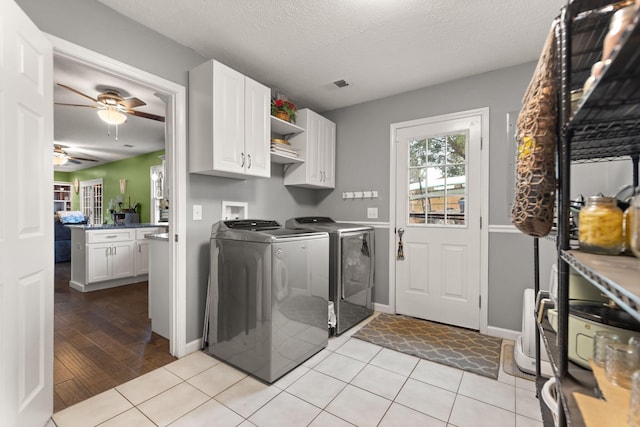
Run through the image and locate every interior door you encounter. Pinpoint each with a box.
[395,113,482,330]
[0,1,54,425]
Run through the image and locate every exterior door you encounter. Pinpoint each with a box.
[0,1,54,425]
[395,112,482,329]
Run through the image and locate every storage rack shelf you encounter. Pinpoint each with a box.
[535,1,640,426]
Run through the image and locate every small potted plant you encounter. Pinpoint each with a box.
[271,97,296,123]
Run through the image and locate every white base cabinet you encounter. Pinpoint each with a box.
[284,108,335,188]
[189,59,271,179]
[70,227,164,292]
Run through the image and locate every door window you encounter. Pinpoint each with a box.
[408,132,467,226]
[80,178,103,225]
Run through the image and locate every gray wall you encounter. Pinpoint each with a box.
[322,63,541,326]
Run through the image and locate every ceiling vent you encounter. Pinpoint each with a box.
[333,79,349,88]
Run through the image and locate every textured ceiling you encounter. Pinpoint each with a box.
[56,0,566,171]
[96,0,566,112]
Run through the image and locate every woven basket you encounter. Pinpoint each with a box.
[512,23,558,238]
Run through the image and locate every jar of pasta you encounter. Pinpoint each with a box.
[579,195,623,255]
[629,195,640,258]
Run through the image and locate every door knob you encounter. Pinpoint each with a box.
[397,228,404,260]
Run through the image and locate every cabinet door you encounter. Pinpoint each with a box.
[306,111,323,185]
[244,76,270,177]
[319,118,336,188]
[135,240,150,276]
[87,244,111,283]
[212,60,245,175]
[110,241,134,280]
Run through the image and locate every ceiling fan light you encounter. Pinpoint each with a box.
[53,152,69,166]
[97,106,127,125]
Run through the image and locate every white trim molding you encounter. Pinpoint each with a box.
[487,326,521,342]
[49,34,188,357]
[488,224,522,233]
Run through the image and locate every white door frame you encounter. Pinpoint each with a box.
[49,35,188,357]
[388,108,490,334]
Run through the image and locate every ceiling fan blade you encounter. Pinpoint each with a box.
[68,156,98,162]
[125,110,165,122]
[55,102,99,108]
[68,159,81,165]
[120,97,146,109]
[57,83,99,104]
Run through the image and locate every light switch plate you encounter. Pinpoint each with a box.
[193,204,203,221]
[367,207,378,219]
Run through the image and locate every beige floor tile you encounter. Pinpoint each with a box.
[97,408,155,427]
[187,362,247,397]
[308,411,355,427]
[449,395,516,427]
[326,334,350,352]
[168,399,244,427]
[458,372,515,412]
[271,364,309,390]
[369,347,419,377]
[286,369,347,408]
[410,359,463,392]
[137,382,210,427]
[248,392,321,427]
[115,367,183,405]
[334,338,382,363]
[394,378,456,422]
[515,387,543,421]
[516,414,544,427]
[497,366,517,386]
[378,403,446,427]
[325,384,391,427]
[214,376,281,418]
[515,377,536,391]
[164,351,219,380]
[313,352,366,382]
[302,348,331,368]
[350,364,406,400]
[53,389,133,427]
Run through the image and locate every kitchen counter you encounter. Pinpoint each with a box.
[66,223,167,230]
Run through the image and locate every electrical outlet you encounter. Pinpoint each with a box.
[367,207,378,219]
[193,204,203,221]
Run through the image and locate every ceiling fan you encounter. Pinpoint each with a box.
[53,144,98,166]
[55,83,165,124]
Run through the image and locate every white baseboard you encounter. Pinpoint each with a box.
[373,303,393,314]
[183,338,203,356]
[487,326,521,341]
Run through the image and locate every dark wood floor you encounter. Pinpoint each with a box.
[54,262,176,412]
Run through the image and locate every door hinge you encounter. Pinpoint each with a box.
[174,234,179,242]
[479,295,482,309]
[480,137,483,150]
[480,216,482,229]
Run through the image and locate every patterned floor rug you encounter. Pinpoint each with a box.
[502,342,536,381]
[353,313,502,379]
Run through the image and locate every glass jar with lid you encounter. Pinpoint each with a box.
[578,195,623,255]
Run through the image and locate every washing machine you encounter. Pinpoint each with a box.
[207,219,329,383]
[286,217,374,335]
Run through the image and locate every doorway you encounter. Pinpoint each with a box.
[50,36,187,409]
[390,108,489,332]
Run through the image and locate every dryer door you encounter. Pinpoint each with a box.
[341,230,374,300]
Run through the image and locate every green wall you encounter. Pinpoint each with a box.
[55,150,165,224]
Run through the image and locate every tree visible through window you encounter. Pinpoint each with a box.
[408,132,467,225]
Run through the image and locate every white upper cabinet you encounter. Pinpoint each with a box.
[189,60,270,178]
[284,108,336,188]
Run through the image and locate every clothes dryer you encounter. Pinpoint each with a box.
[286,217,374,335]
[207,219,329,383]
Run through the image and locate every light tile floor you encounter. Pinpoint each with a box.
[50,316,543,427]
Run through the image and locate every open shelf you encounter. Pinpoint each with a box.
[270,115,304,136]
[270,151,304,164]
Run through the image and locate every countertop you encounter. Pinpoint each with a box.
[66,223,168,230]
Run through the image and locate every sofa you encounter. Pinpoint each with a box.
[55,211,87,263]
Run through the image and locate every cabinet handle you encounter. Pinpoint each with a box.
[247,154,252,169]
[113,246,117,256]
[241,152,245,167]
[138,244,141,253]
[106,235,117,239]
